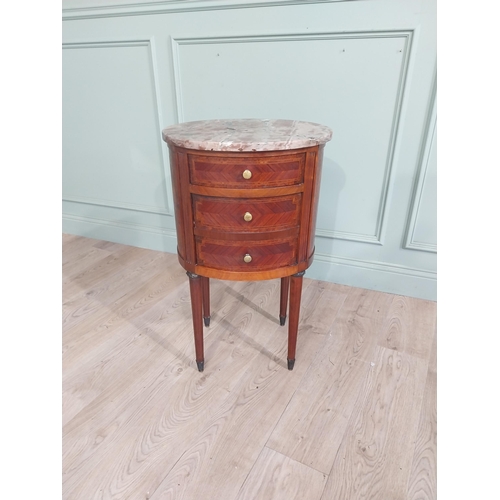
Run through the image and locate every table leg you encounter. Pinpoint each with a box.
[287,271,305,370]
[187,272,204,372]
[201,276,210,327]
[279,276,290,326]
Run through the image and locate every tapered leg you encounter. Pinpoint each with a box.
[279,276,290,326]
[201,276,210,327]
[187,272,204,372]
[287,271,305,370]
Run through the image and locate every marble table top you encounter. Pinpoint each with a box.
[162,119,332,152]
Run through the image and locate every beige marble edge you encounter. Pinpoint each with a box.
[161,119,333,152]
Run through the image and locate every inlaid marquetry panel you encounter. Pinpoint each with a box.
[193,194,302,232]
[189,153,305,188]
[196,237,297,271]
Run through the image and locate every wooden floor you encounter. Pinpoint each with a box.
[62,234,437,500]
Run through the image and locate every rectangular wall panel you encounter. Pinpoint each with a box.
[405,85,437,252]
[174,33,408,243]
[411,124,437,250]
[62,40,170,215]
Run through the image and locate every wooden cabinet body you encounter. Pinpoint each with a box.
[163,119,331,371]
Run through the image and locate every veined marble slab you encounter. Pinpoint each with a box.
[162,119,332,152]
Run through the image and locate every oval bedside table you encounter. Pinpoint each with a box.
[162,119,332,372]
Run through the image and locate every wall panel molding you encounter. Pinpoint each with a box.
[314,251,436,280]
[63,38,173,216]
[62,214,178,253]
[63,213,176,236]
[172,30,414,244]
[404,78,437,253]
[63,39,150,49]
[309,251,436,301]
[63,0,350,20]
[315,228,382,245]
[62,195,172,216]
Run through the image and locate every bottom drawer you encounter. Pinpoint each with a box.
[196,238,297,271]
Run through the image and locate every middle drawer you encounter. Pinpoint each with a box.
[192,194,302,232]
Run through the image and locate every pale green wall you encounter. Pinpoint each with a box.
[62,0,437,300]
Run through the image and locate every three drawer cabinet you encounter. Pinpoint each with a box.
[162,119,332,372]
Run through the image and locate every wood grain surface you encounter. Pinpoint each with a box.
[192,193,301,232]
[320,346,428,500]
[168,143,321,283]
[196,237,297,271]
[407,327,437,500]
[62,235,437,500]
[267,287,393,474]
[189,152,305,188]
[235,447,327,500]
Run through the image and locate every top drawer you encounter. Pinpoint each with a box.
[188,153,305,188]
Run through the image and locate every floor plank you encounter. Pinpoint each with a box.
[378,295,437,360]
[63,266,183,365]
[267,287,393,474]
[63,244,147,301]
[407,328,437,500]
[63,279,257,494]
[321,346,429,500]
[62,251,183,370]
[62,234,103,264]
[64,279,304,499]
[235,447,327,500]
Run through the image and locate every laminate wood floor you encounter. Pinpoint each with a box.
[62,234,437,500]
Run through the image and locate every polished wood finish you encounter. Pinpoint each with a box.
[287,272,304,369]
[178,259,310,282]
[176,150,196,265]
[196,237,297,272]
[298,150,318,262]
[193,194,301,232]
[201,276,210,327]
[189,184,303,198]
[308,146,324,257]
[279,276,290,326]
[194,226,299,242]
[187,272,204,372]
[63,235,437,500]
[189,151,305,188]
[167,142,326,370]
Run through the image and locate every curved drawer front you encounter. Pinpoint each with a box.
[189,153,305,188]
[193,194,301,232]
[196,238,297,271]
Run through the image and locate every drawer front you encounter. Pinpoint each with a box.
[189,154,304,188]
[196,238,297,271]
[193,194,301,232]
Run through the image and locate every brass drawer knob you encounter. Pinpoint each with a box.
[243,212,253,222]
[242,169,252,180]
[243,254,252,263]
